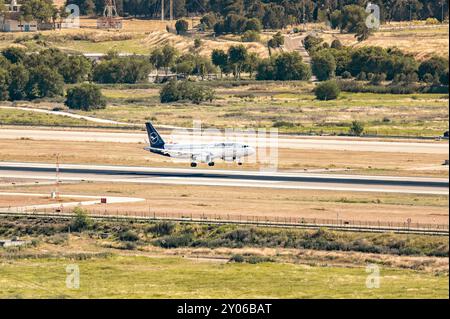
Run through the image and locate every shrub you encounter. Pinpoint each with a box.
[314,80,340,100]
[160,80,214,104]
[65,83,107,111]
[70,207,93,232]
[268,32,284,48]
[193,38,202,48]
[155,234,192,248]
[425,17,439,25]
[331,39,343,49]
[241,30,260,42]
[341,71,352,79]
[349,120,364,136]
[356,72,367,81]
[175,19,189,35]
[118,230,139,242]
[147,222,175,236]
[229,254,245,263]
[369,73,387,85]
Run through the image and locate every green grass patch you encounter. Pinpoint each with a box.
[0,255,447,298]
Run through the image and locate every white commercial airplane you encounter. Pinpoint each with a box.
[144,122,255,167]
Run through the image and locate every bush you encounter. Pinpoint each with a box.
[229,254,245,263]
[268,32,284,48]
[425,18,439,25]
[314,80,341,100]
[193,38,202,48]
[256,52,311,81]
[65,83,107,111]
[341,71,352,79]
[331,39,343,49]
[349,120,364,136]
[175,19,189,35]
[160,80,214,104]
[369,73,387,85]
[147,222,175,236]
[70,207,93,232]
[241,30,260,42]
[93,56,152,84]
[155,234,193,248]
[118,230,139,242]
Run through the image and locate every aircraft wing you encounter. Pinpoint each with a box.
[145,147,213,159]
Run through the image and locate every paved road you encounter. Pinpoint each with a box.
[0,162,447,195]
[0,128,447,154]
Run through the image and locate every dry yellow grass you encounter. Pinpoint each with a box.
[5,182,448,224]
[319,26,449,60]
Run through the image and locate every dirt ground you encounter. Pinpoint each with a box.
[4,182,448,225]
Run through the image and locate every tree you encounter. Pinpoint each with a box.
[243,52,260,78]
[349,120,364,136]
[273,52,311,81]
[268,32,284,48]
[331,39,343,49]
[228,45,248,80]
[418,56,448,81]
[200,13,218,29]
[152,45,179,75]
[211,49,229,78]
[303,34,323,53]
[26,65,64,99]
[1,47,27,64]
[59,55,92,84]
[160,80,181,103]
[0,69,9,101]
[355,22,372,42]
[8,64,29,101]
[93,56,152,84]
[314,80,340,101]
[339,5,368,33]
[65,83,107,111]
[312,51,336,81]
[21,0,57,24]
[175,19,189,35]
[245,18,262,32]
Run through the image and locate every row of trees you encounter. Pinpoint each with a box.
[67,0,449,24]
[0,47,91,101]
[307,36,449,85]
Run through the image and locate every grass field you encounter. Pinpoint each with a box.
[78,90,450,137]
[2,90,448,137]
[0,254,447,298]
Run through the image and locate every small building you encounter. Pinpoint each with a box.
[0,0,37,32]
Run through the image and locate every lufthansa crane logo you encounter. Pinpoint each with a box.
[150,132,159,144]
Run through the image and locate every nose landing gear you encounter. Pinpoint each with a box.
[208,162,215,167]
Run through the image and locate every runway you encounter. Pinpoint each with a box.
[0,128,448,154]
[0,162,448,195]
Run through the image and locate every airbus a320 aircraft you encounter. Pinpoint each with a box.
[144,122,255,167]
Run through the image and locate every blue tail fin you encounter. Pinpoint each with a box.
[145,122,165,149]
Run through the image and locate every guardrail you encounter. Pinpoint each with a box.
[0,209,448,236]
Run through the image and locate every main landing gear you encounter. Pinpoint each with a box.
[190,162,197,168]
[208,162,215,167]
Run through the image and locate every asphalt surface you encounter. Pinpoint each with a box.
[0,162,447,195]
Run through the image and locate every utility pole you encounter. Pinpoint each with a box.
[161,0,164,21]
[54,153,60,199]
[170,0,173,21]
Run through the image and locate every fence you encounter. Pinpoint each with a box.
[0,207,448,236]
